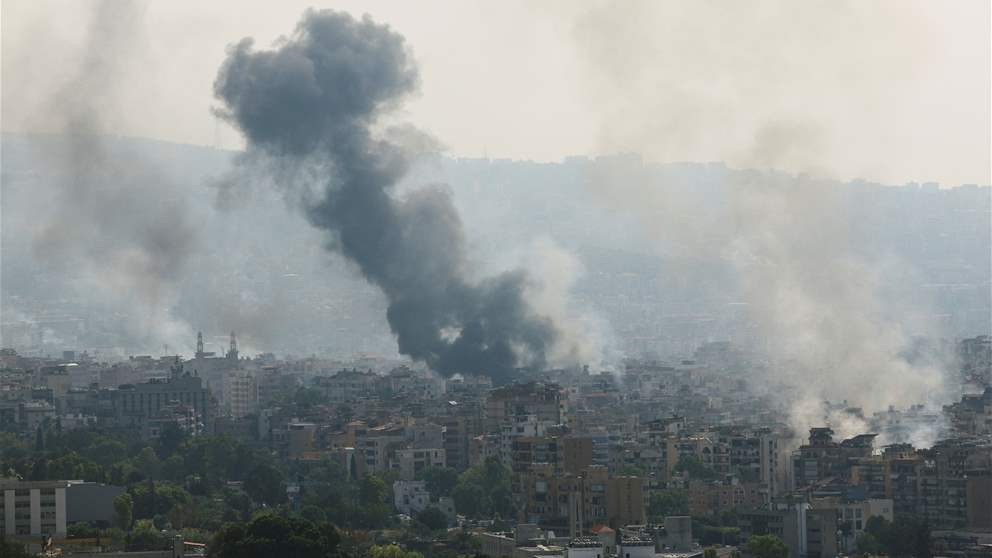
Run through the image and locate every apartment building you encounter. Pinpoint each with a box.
[0,480,66,536]
[1,479,125,537]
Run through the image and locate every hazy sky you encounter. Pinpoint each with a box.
[3,0,990,186]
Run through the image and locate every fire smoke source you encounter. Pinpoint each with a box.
[214,10,556,381]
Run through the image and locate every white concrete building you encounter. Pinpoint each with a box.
[567,537,605,558]
[393,480,431,516]
[618,536,655,558]
[0,480,124,537]
[1,480,68,536]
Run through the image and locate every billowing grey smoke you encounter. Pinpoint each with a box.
[214,10,555,381]
[17,0,199,352]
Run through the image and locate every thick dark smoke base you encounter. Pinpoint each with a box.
[214,10,556,382]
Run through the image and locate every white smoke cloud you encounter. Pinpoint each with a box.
[568,1,973,443]
[518,237,618,371]
[6,0,200,354]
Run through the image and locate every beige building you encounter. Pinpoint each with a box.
[563,437,594,475]
[288,422,318,459]
[222,370,258,418]
[517,464,645,533]
[392,448,446,480]
[687,480,763,518]
[607,476,646,529]
[810,497,893,553]
[486,382,562,434]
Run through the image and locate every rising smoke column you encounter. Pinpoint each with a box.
[16,0,199,352]
[565,1,966,444]
[213,10,556,381]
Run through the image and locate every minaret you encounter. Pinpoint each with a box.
[195,331,206,359]
[170,355,183,380]
[227,331,239,361]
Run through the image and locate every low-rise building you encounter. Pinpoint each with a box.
[392,448,446,480]
[0,480,123,537]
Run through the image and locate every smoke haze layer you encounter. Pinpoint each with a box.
[584,160,958,445]
[213,10,558,381]
[14,0,199,352]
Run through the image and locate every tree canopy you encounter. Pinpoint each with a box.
[451,457,513,519]
[746,534,788,558]
[208,513,341,558]
[857,516,931,558]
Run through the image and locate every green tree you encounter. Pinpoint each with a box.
[245,462,286,506]
[161,455,185,481]
[133,446,162,479]
[370,543,424,558]
[83,437,128,469]
[856,531,883,556]
[114,492,134,531]
[693,518,740,546]
[862,515,931,558]
[67,522,99,538]
[0,433,29,460]
[674,455,718,480]
[416,507,449,531]
[130,481,191,519]
[703,549,717,558]
[207,513,340,558]
[449,531,481,555]
[181,435,256,491]
[452,457,513,519]
[416,467,459,499]
[300,459,358,526]
[620,465,645,476]
[358,474,391,528]
[300,504,327,523]
[647,489,688,520]
[747,534,788,558]
[46,451,105,482]
[0,533,33,558]
[156,422,186,458]
[129,519,170,551]
[221,486,253,523]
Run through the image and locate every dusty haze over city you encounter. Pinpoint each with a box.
[0,3,990,556]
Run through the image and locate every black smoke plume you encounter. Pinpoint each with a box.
[214,9,556,381]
